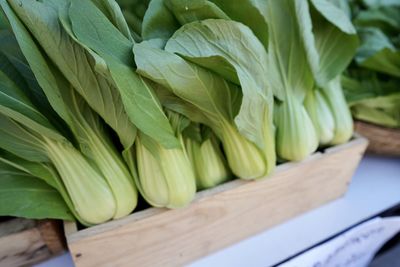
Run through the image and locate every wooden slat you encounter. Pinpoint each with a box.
[38,220,65,255]
[355,121,400,156]
[66,137,368,267]
[0,227,49,267]
[0,219,35,238]
[0,219,66,267]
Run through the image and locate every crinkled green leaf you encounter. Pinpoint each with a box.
[2,2,139,221]
[2,2,115,152]
[165,19,274,152]
[68,0,180,148]
[134,41,238,139]
[5,0,136,149]
[303,0,359,86]
[207,0,318,156]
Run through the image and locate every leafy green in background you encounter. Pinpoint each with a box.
[343,0,400,128]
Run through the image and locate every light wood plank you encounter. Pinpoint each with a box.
[0,228,49,267]
[0,219,65,267]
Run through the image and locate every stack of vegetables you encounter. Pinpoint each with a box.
[343,0,400,128]
[0,0,358,226]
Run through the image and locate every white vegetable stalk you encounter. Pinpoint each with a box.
[43,137,116,225]
[69,91,138,219]
[80,126,137,219]
[220,120,267,179]
[135,134,196,208]
[304,88,335,145]
[185,136,230,189]
[275,95,318,161]
[321,77,353,145]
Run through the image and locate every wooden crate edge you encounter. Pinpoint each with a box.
[65,136,367,267]
[65,136,367,242]
[355,120,400,156]
[0,219,66,267]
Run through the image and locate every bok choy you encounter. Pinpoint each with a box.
[1,0,138,222]
[184,124,230,189]
[0,0,364,226]
[0,69,116,225]
[343,0,400,128]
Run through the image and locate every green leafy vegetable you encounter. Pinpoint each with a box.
[134,39,270,179]
[165,19,276,174]
[344,0,400,128]
[1,0,139,223]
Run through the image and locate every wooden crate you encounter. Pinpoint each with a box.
[65,136,368,267]
[355,121,400,156]
[0,218,65,267]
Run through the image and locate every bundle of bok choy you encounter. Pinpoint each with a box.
[0,0,360,226]
[134,0,357,161]
[0,39,120,225]
[342,0,400,128]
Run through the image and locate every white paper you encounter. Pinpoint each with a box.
[278,216,400,267]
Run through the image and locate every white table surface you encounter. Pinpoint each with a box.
[35,155,400,267]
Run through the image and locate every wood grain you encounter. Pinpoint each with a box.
[355,121,400,156]
[38,220,65,255]
[0,219,65,267]
[66,137,368,267]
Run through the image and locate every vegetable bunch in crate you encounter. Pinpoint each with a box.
[343,0,400,129]
[0,0,359,226]
[341,0,400,155]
